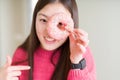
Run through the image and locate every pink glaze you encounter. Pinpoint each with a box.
[47,13,74,40]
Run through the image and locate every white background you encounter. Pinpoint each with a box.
[0,0,120,80]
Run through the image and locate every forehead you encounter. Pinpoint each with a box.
[37,2,71,17]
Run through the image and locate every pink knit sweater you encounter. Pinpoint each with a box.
[12,47,96,80]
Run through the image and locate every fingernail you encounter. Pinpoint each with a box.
[28,66,31,69]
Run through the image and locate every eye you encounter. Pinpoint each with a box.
[58,22,64,27]
[58,22,63,26]
[57,22,66,31]
[39,18,47,23]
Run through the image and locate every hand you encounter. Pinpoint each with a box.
[69,29,89,64]
[0,56,30,80]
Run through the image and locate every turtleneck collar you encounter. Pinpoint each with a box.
[35,47,60,58]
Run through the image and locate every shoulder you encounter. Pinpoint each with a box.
[12,47,28,65]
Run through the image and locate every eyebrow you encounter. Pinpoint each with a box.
[38,13,48,18]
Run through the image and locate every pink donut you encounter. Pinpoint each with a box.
[47,13,74,40]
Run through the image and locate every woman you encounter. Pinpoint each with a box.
[0,0,96,80]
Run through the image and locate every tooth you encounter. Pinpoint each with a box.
[45,37,54,41]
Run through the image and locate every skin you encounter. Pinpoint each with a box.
[0,56,30,80]
[36,2,71,51]
[0,2,89,80]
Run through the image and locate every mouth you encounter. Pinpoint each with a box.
[44,36,56,43]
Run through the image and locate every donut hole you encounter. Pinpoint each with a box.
[57,22,66,31]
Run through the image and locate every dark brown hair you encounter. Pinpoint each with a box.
[20,0,79,80]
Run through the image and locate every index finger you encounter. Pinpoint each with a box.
[74,29,88,36]
[65,26,73,33]
[8,66,30,71]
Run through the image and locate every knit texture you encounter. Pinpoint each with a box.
[12,47,96,80]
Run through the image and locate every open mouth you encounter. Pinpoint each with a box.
[44,36,56,42]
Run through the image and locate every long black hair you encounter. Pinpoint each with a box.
[19,0,79,80]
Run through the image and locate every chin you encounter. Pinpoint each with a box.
[42,46,58,51]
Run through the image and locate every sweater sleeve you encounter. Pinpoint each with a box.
[67,47,96,80]
[12,48,29,80]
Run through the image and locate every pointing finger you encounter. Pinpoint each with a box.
[8,66,30,71]
[8,71,21,77]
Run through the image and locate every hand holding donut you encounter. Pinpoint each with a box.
[47,13,89,63]
[0,56,30,80]
[69,29,89,64]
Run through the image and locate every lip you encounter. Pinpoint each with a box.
[44,36,56,44]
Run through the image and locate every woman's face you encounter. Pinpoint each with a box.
[36,2,71,51]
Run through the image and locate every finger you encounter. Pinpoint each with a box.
[10,77,19,80]
[75,31,88,40]
[69,32,76,43]
[74,29,88,36]
[76,43,87,53]
[8,66,30,71]
[8,71,21,77]
[65,26,73,33]
[74,31,89,47]
[5,56,12,67]
[76,36,89,47]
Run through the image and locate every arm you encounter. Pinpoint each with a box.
[67,28,96,80]
[67,47,96,80]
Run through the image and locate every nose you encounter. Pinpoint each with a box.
[44,24,50,36]
[45,20,56,38]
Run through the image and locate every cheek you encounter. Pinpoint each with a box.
[57,38,68,48]
[58,37,68,45]
[36,22,44,37]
